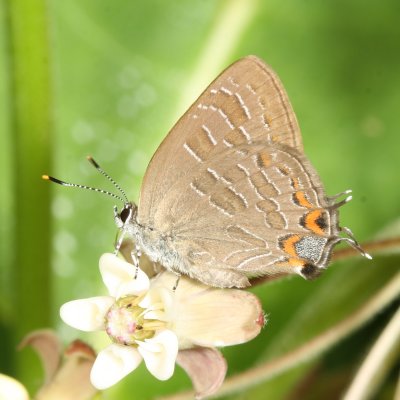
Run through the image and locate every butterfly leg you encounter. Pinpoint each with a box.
[172,272,181,292]
[130,243,142,279]
[114,229,126,255]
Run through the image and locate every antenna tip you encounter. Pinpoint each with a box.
[42,175,64,185]
[87,155,100,168]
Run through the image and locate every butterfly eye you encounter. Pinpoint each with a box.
[120,206,132,223]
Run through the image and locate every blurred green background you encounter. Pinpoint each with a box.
[1,0,399,399]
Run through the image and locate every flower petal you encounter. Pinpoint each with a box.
[60,296,114,331]
[0,374,29,400]
[36,340,97,400]
[154,272,264,348]
[139,286,174,322]
[176,347,227,399]
[99,253,149,298]
[137,330,178,380]
[90,344,142,390]
[18,329,62,383]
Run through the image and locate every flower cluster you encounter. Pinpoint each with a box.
[60,252,264,396]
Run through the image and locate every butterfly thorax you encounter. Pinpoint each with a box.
[116,204,184,274]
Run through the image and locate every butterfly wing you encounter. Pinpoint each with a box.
[138,56,303,225]
[137,56,337,287]
[150,140,337,286]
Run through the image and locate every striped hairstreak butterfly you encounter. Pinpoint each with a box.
[44,56,370,288]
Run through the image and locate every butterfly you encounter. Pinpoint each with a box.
[45,56,370,288]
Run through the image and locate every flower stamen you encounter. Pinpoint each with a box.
[105,295,167,345]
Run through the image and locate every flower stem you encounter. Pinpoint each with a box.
[332,237,400,261]
[342,305,400,400]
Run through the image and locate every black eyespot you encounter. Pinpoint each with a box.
[316,214,327,231]
[301,263,321,280]
[120,206,131,223]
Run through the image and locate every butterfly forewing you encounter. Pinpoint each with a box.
[138,56,303,225]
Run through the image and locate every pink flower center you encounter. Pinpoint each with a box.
[104,296,159,345]
[105,305,138,345]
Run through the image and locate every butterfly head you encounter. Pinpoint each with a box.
[114,202,137,228]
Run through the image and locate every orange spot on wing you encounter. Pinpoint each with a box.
[303,210,325,235]
[281,235,301,258]
[287,257,305,267]
[277,165,290,175]
[294,191,314,208]
[259,150,272,167]
[276,257,305,268]
[291,177,300,190]
[264,114,273,128]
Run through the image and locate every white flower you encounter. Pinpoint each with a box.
[60,253,178,390]
[60,253,264,393]
[0,374,29,400]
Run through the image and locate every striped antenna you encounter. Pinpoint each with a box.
[86,156,129,203]
[42,175,125,204]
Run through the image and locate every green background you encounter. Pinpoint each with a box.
[1,0,399,399]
